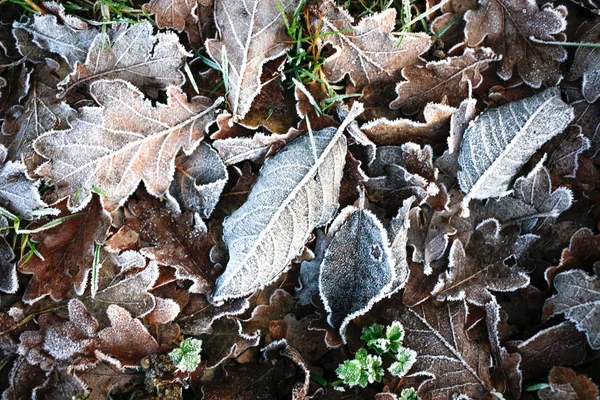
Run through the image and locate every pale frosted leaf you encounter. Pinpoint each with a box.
[61,22,189,97]
[386,197,414,293]
[567,18,600,103]
[0,234,17,294]
[433,219,536,305]
[543,269,600,350]
[319,206,395,340]
[170,142,228,219]
[34,79,222,212]
[206,0,302,120]
[485,161,573,232]
[296,230,329,306]
[464,0,567,87]
[142,0,197,32]
[407,205,455,274]
[0,145,45,218]
[213,103,363,301]
[12,13,98,66]
[457,88,573,210]
[146,297,180,325]
[1,59,76,173]
[548,126,590,183]
[315,1,430,88]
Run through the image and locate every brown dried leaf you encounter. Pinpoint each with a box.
[539,367,599,400]
[315,1,431,89]
[240,289,297,337]
[77,362,143,400]
[464,0,567,87]
[390,48,498,115]
[34,79,221,212]
[179,294,249,335]
[198,317,260,368]
[18,196,111,303]
[142,0,197,32]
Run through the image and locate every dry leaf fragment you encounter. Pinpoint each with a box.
[390,48,499,115]
[206,0,301,120]
[77,362,142,400]
[198,317,260,368]
[61,22,189,97]
[0,216,16,294]
[319,206,395,340]
[567,18,600,103]
[34,79,222,212]
[543,269,600,350]
[170,142,228,220]
[315,0,431,89]
[539,367,599,400]
[296,230,329,306]
[464,0,567,87]
[142,0,197,32]
[18,196,111,303]
[386,197,413,294]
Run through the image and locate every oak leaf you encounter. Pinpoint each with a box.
[34,79,222,212]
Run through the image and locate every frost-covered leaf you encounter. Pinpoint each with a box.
[337,348,384,388]
[18,196,111,303]
[206,0,301,120]
[464,0,567,87]
[484,161,573,233]
[0,145,45,218]
[390,48,498,115]
[61,22,189,97]
[142,0,197,32]
[170,142,228,219]
[296,230,329,306]
[314,0,430,89]
[457,88,573,211]
[0,217,16,293]
[376,297,494,400]
[179,294,249,336]
[97,305,160,368]
[12,12,98,66]
[547,125,591,185]
[362,103,455,145]
[567,18,600,103]
[319,206,395,339]
[198,316,260,368]
[34,79,222,212]
[33,370,87,400]
[386,197,413,293]
[213,104,363,301]
[240,289,296,337]
[77,362,142,400]
[1,59,76,174]
[170,337,202,372]
[539,367,599,400]
[543,269,600,350]
[433,219,536,305]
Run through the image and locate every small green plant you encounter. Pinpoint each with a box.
[335,321,418,390]
[399,387,419,400]
[169,338,202,373]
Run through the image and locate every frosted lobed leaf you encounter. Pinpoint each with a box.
[386,197,414,294]
[543,269,600,350]
[549,126,591,182]
[1,59,76,173]
[142,0,197,32]
[485,160,573,232]
[60,22,189,97]
[206,0,302,120]
[390,48,499,115]
[170,142,228,219]
[567,18,600,103]
[0,145,45,218]
[457,88,573,211]
[314,1,431,89]
[34,79,222,212]
[433,219,536,305]
[319,206,395,340]
[198,317,260,368]
[12,12,98,66]
[213,103,362,301]
[32,370,87,400]
[170,337,202,372]
[464,0,567,87]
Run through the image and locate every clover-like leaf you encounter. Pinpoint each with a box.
[170,337,202,373]
[34,79,222,212]
[388,347,417,378]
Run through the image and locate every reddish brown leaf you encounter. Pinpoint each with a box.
[539,367,599,400]
[77,362,143,400]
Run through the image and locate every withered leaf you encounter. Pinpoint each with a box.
[567,18,600,103]
[315,0,431,89]
[543,269,600,350]
[142,0,197,32]
[319,206,395,339]
[457,88,572,212]
[61,22,189,97]
[433,219,536,305]
[240,289,296,337]
[170,142,228,220]
[464,0,567,87]
[539,367,599,400]
[18,196,111,303]
[198,316,260,368]
[34,79,222,212]
[0,217,16,293]
[97,305,160,368]
[33,370,87,400]
[77,362,142,400]
[390,48,498,114]
[547,125,591,185]
[296,230,329,306]
[213,104,362,301]
[206,0,301,120]
[386,197,413,293]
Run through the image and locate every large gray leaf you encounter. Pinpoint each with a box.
[213,103,363,301]
[60,22,189,98]
[319,206,395,340]
[206,0,301,120]
[457,88,573,213]
[543,269,600,350]
[484,160,573,232]
[169,142,228,219]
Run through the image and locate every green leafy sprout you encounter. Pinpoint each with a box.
[169,338,203,373]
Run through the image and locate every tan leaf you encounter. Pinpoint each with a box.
[34,79,222,212]
[539,367,599,400]
[315,0,430,89]
[464,0,567,87]
[206,0,301,120]
[390,47,498,115]
[142,0,198,32]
